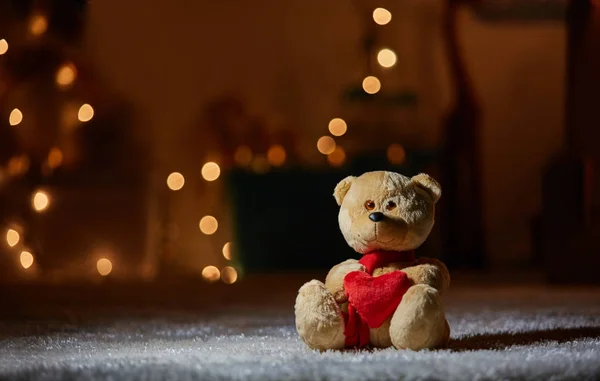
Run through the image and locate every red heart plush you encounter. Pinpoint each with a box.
[344,270,411,328]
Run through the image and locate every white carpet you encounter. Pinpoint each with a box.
[1,286,599,381]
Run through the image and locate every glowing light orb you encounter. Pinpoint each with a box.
[7,156,29,176]
[78,104,94,122]
[199,216,218,235]
[202,265,220,282]
[97,258,113,276]
[362,76,381,94]
[377,48,397,68]
[201,162,220,181]
[32,191,50,212]
[221,266,238,284]
[387,143,406,165]
[9,108,23,126]
[47,147,63,169]
[56,63,77,88]
[166,172,185,191]
[317,136,336,155]
[20,251,34,269]
[0,39,8,55]
[6,229,19,247]
[29,14,48,36]
[373,8,392,25]
[222,242,232,260]
[327,146,346,167]
[328,118,347,137]
[267,145,286,167]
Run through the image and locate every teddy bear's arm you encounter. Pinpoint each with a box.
[401,258,450,292]
[325,259,366,303]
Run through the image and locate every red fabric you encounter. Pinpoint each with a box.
[342,250,414,348]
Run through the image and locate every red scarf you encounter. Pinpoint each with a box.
[342,250,414,348]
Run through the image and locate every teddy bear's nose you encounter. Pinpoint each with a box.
[369,212,384,222]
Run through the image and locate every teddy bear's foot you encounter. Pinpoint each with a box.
[295,280,345,350]
[389,284,449,351]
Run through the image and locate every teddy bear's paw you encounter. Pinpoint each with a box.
[389,284,448,351]
[295,280,345,350]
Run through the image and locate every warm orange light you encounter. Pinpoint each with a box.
[373,8,392,25]
[328,118,347,137]
[362,76,381,94]
[377,48,397,68]
[29,14,48,36]
[96,258,113,276]
[387,143,406,165]
[166,172,185,191]
[199,216,218,235]
[7,156,29,176]
[0,39,7,55]
[78,104,94,122]
[221,266,238,284]
[222,242,232,260]
[47,147,63,169]
[267,145,286,167]
[202,265,220,282]
[201,162,220,181]
[56,63,77,88]
[317,136,336,155]
[32,191,50,212]
[327,146,346,167]
[252,155,270,174]
[20,251,34,269]
[6,229,19,247]
[9,108,23,126]
[234,146,253,167]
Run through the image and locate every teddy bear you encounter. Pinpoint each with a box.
[295,170,450,351]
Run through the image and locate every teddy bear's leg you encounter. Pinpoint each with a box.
[369,318,392,348]
[295,280,346,350]
[389,284,450,350]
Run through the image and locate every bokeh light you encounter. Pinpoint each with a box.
[199,216,218,235]
[267,145,286,167]
[377,48,397,68]
[234,146,253,167]
[222,242,232,260]
[20,251,34,269]
[387,143,406,165]
[373,8,392,25]
[78,104,94,122]
[47,147,63,169]
[202,265,220,282]
[9,108,23,126]
[166,172,185,191]
[317,136,336,155]
[252,155,270,174]
[201,162,220,181]
[56,63,77,88]
[362,76,381,94]
[328,118,347,137]
[327,146,346,167]
[0,39,8,55]
[6,229,19,247]
[7,156,29,176]
[96,258,113,276]
[29,14,48,36]
[221,266,238,284]
[32,191,50,212]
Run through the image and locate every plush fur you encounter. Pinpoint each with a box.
[295,171,451,351]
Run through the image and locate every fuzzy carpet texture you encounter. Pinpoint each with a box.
[1,286,600,381]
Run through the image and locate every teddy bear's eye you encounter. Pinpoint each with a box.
[364,200,376,211]
[386,201,397,211]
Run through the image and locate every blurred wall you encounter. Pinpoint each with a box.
[84,0,565,268]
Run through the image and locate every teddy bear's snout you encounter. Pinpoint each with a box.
[369,212,384,222]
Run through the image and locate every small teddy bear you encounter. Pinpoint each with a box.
[295,170,450,350]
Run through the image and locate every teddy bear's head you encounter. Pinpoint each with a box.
[334,171,441,254]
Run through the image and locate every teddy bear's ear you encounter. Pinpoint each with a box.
[333,176,355,206]
[411,173,441,204]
